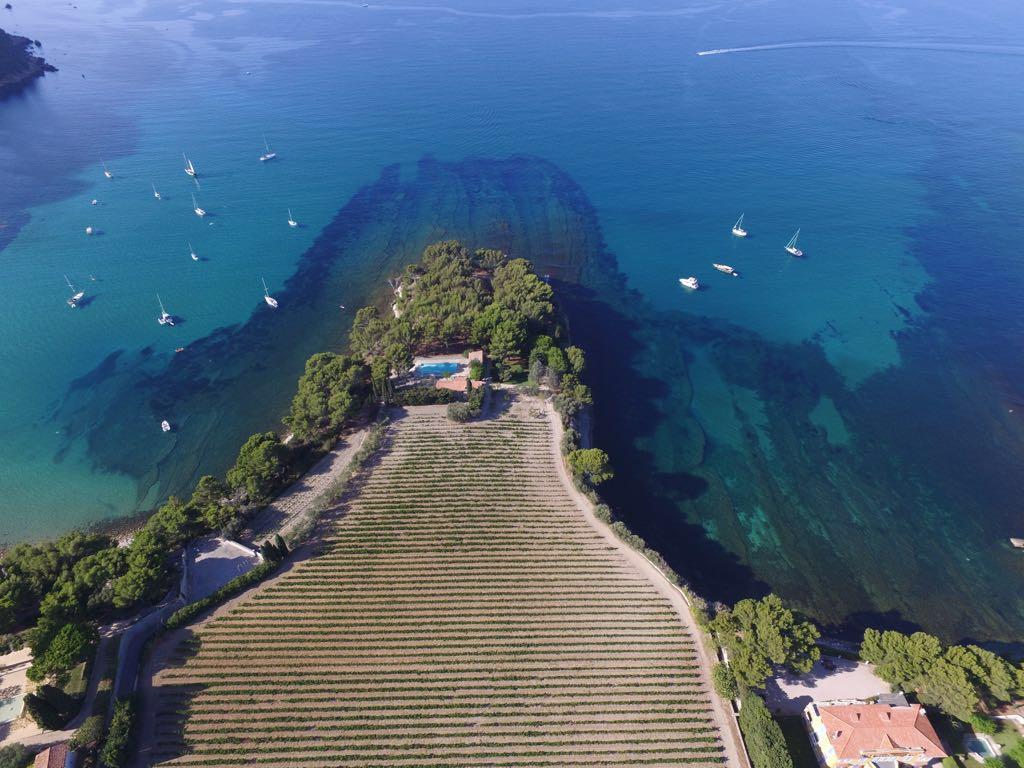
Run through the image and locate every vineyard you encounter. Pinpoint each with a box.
[145,395,734,767]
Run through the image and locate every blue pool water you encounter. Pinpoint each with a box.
[414,363,464,378]
[1,0,1023,644]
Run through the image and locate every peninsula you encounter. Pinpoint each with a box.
[0,28,54,99]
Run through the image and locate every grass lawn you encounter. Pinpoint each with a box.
[63,660,88,697]
[778,715,819,768]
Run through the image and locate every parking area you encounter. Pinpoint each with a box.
[185,536,261,602]
[765,656,890,714]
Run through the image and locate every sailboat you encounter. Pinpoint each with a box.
[157,294,175,326]
[188,242,199,261]
[152,183,161,200]
[731,214,748,237]
[183,153,197,178]
[287,208,298,228]
[64,275,85,308]
[101,160,112,179]
[785,229,803,257]
[191,193,206,217]
[259,136,277,162]
[262,277,279,309]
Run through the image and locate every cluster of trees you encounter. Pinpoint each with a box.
[99,698,136,768]
[860,628,1024,721]
[284,353,368,443]
[739,693,794,768]
[447,378,488,423]
[709,594,821,690]
[567,448,613,485]
[0,470,243,702]
[348,241,557,382]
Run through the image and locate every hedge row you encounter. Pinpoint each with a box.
[166,561,279,631]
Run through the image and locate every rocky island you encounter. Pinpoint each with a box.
[0,28,55,99]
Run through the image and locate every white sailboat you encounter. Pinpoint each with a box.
[259,135,277,162]
[157,294,175,326]
[262,277,279,309]
[191,193,206,218]
[64,275,85,308]
[679,276,700,290]
[287,208,298,228]
[152,183,161,200]
[785,229,803,257]
[183,153,197,177]
[101,159,112,179]
[731,213,748,237]
[188,242,199,261]
[712,263,738,276]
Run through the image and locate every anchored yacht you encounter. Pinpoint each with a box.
[785,229,803,257]
[713,263,738,276]
[262,277,279,309]
[679,276,700,290]
[157,294,175,326]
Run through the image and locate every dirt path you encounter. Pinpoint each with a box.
[543,397,751,768]
[243,426,371,543]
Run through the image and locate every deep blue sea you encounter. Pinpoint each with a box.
[1,0,1022,643]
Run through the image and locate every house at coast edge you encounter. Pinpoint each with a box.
[804,700,947,768]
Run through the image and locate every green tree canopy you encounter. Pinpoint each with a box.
[226,432,288,502]
[860,628,1024,720]
[491,258,553,327]
[567,448,613,485]
[286,353,367,441]
[738,693,794,768]
[710,594,820,689]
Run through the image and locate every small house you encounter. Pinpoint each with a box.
[34,743,75,768]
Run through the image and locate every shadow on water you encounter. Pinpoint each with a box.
[555,279,770,607]
[47,151,1024,646]
[52,154,595,512]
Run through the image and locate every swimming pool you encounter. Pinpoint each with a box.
[413,362,464,377]
[0,694,24,723]
[964,736,997,760]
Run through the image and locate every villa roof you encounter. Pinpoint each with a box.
[817,703,946,761]
[33,743,70,768]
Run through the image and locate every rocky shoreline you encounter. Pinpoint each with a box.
[0,28,56,99]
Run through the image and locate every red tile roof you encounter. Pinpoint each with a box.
[818,704,946,761]
[33,743,69,768]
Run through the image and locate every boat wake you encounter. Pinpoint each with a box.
[697,40,1024,57]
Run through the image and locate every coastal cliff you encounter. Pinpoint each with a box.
[0,28,55,99]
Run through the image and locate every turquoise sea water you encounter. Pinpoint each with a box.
[2,0,1023,643]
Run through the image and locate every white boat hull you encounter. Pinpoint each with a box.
[731,227,747,237]
[265,296,279,309]
[785,246,803,257]
[679,277,700,290]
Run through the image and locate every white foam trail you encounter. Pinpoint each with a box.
[697,40,1024,57]
[227,0,720,20]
